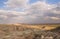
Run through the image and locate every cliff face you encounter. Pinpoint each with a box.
[0,24,60,39]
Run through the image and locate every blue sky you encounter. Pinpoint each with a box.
[0,0,60,8]
[0,0,60,24]
[0,0,7,7]
[0,0,59,10]
[47,0,60,4]
[29,0,60,4]
[0,0,60,5]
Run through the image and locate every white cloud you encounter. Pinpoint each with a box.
[0,15,8,20]
[50,17,60,20]
[5,0,29,11]
[0,9,28,23]
[26,1,54,18]
[0,0,60,24]
[23,1,60,24]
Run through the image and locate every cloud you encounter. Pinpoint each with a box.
[0,15,7,20]
[50,17,60,20]
[0,0,60,24]
[5,0,29,11]
[24,1,60,24]
[0,10,28,24]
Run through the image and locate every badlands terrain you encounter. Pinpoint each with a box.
[0,23,60,39]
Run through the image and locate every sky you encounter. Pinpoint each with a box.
[0,0,60,24]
